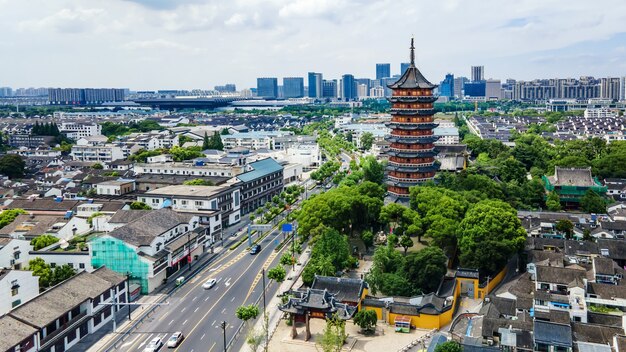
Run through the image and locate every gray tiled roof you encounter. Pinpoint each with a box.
[0,315,38,352]
[534,321,572,347]
[108,208,194,247]
[311,276,365,303]
[108,210,151,224]
[550,167,595,187]
[536,265,586,285]
[572,322,625,345]
[9,269,122,328]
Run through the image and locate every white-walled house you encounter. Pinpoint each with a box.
[0,269,39,316]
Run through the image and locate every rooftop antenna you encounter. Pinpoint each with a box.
[410,35,415,66]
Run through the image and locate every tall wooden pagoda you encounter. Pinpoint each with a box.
[385,38,440,198]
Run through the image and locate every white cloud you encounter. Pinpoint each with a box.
[19,8,106,33]
[122,39,206,54]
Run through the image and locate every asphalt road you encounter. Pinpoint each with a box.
[108,225,285,352]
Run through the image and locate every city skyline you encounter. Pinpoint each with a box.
[1,0,626,90]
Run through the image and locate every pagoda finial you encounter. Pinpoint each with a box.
[410,36,415,66]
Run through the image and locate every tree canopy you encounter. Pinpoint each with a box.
[0,154,26,179]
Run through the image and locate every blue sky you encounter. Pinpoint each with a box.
[0,0,625,90]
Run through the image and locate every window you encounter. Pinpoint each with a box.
[79,263,85,269]
[50,263,56,268]
[12,299,21,307]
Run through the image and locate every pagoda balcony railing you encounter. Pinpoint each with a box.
[388,96,438,103]
[390,108,435,116]
[387,175,435,183]
[389,146,435,153]
[388,160,433,168]
[390,132,434,137]
[387,189,410,197]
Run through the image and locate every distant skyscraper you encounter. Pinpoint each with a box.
[400,63,410,76]
[376,63,391,80]
[256,78,278,99]
[355,78,371,97]
[341,74,357,101]
[322,79,338,98]
[464,81,486,97]
[621,77,626,101]
[283,77,304,98]
[453,77,468,98]
[439,74,454,98]
[308,72,323,99]
[214,84,236,93]
[485,79,502,100]
[0,87,12,97]
[600,77,621,100]
[471,66,484,82]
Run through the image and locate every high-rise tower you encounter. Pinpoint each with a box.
[385,38,440,198]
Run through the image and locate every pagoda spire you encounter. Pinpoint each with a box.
[410,36,415,66]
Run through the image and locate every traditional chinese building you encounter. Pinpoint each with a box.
[385,38,440,198]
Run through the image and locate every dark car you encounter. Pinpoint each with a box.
[250,244,261,255]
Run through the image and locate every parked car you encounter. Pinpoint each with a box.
[167,332,184,348]
[143,337,163,352]
[202,278,217,289]
[250,244,261,255]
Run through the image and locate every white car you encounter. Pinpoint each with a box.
[143,337,163,352]
[167,332,184,348]
[202,278,217,289]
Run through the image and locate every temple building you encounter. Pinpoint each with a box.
[385,38,440,198]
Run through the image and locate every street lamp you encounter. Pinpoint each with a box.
[187,233,192,272]
[221,320,227,352]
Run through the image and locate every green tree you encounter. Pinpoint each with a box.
[221,128,230,135]
[31,234,60,251]
[236,304,260,323]
[267,266,286,283]
[434,341,462,352]
[91,163,104,170]
[360,230,374,251]
[0,154,26,179]
[496,156,527,184]
[399,235,413,255]
[280,253,295,266]
[353,309,377,334]
[361,155,384,184]
[404,246,448,293]
[28,257,52,289]
[458,200,526,275]
[183,179,214,186]
[555,219,574,239]
[546,191,562,211]
[580,189,606,213]
[0,209,26,229]
[202,131,210,150]
[582,228,593,241]
[211,131,224,151]
[52,264,76,285]
[129,201,151,210]
[318,315,346,352]
[360,132,374,150]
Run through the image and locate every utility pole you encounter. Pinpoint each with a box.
[221,320,227,352]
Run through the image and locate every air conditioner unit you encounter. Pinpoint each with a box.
[487,339,494,346]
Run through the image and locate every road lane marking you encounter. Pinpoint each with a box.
[172,250,267,352]
[212,320,216,327]
[194,307,199,312]
[243,249,280,302]
[201,333,205,340]
[168,319,174,325]
[181,307,186,312]
[183,319,188,325]
[205,296,210,301]
[192,296,197,301]
[180,251,247,300]
[210,342,216,351]
[230,297,235,302]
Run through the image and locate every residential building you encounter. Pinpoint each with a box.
[0,269,39,315]
[48,88,126,105]
[95,180,136,196]
[237,158,284,214]
[584,108,617,118]
[0,267,127,352]
[283,77,304,98]
[433,126,460,145]
[341,74,356,101]
[439,74,454,98]
[59,122,101,140]
[91,209,209,294]
[385,39,440,198]
[256,78,278,99]
[121,131,179,150]
[139,183,241,227]
[600,77,621,100]
[133,161,243,179]
[8,134,56,148]
[376,63,391,80]
[308,72,323,99]
[221,131,293,150]
[214,84,236,93]
[471,65,484,82]
[0,237,32,270]
[70,136,124,164]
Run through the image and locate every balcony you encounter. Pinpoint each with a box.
[39,311,89,350]
[385,122,438,130]
[387,148,437,158]
[387,163,439,173]
[390,108,436,116]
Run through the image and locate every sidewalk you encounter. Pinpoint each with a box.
[239,245,312,352]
